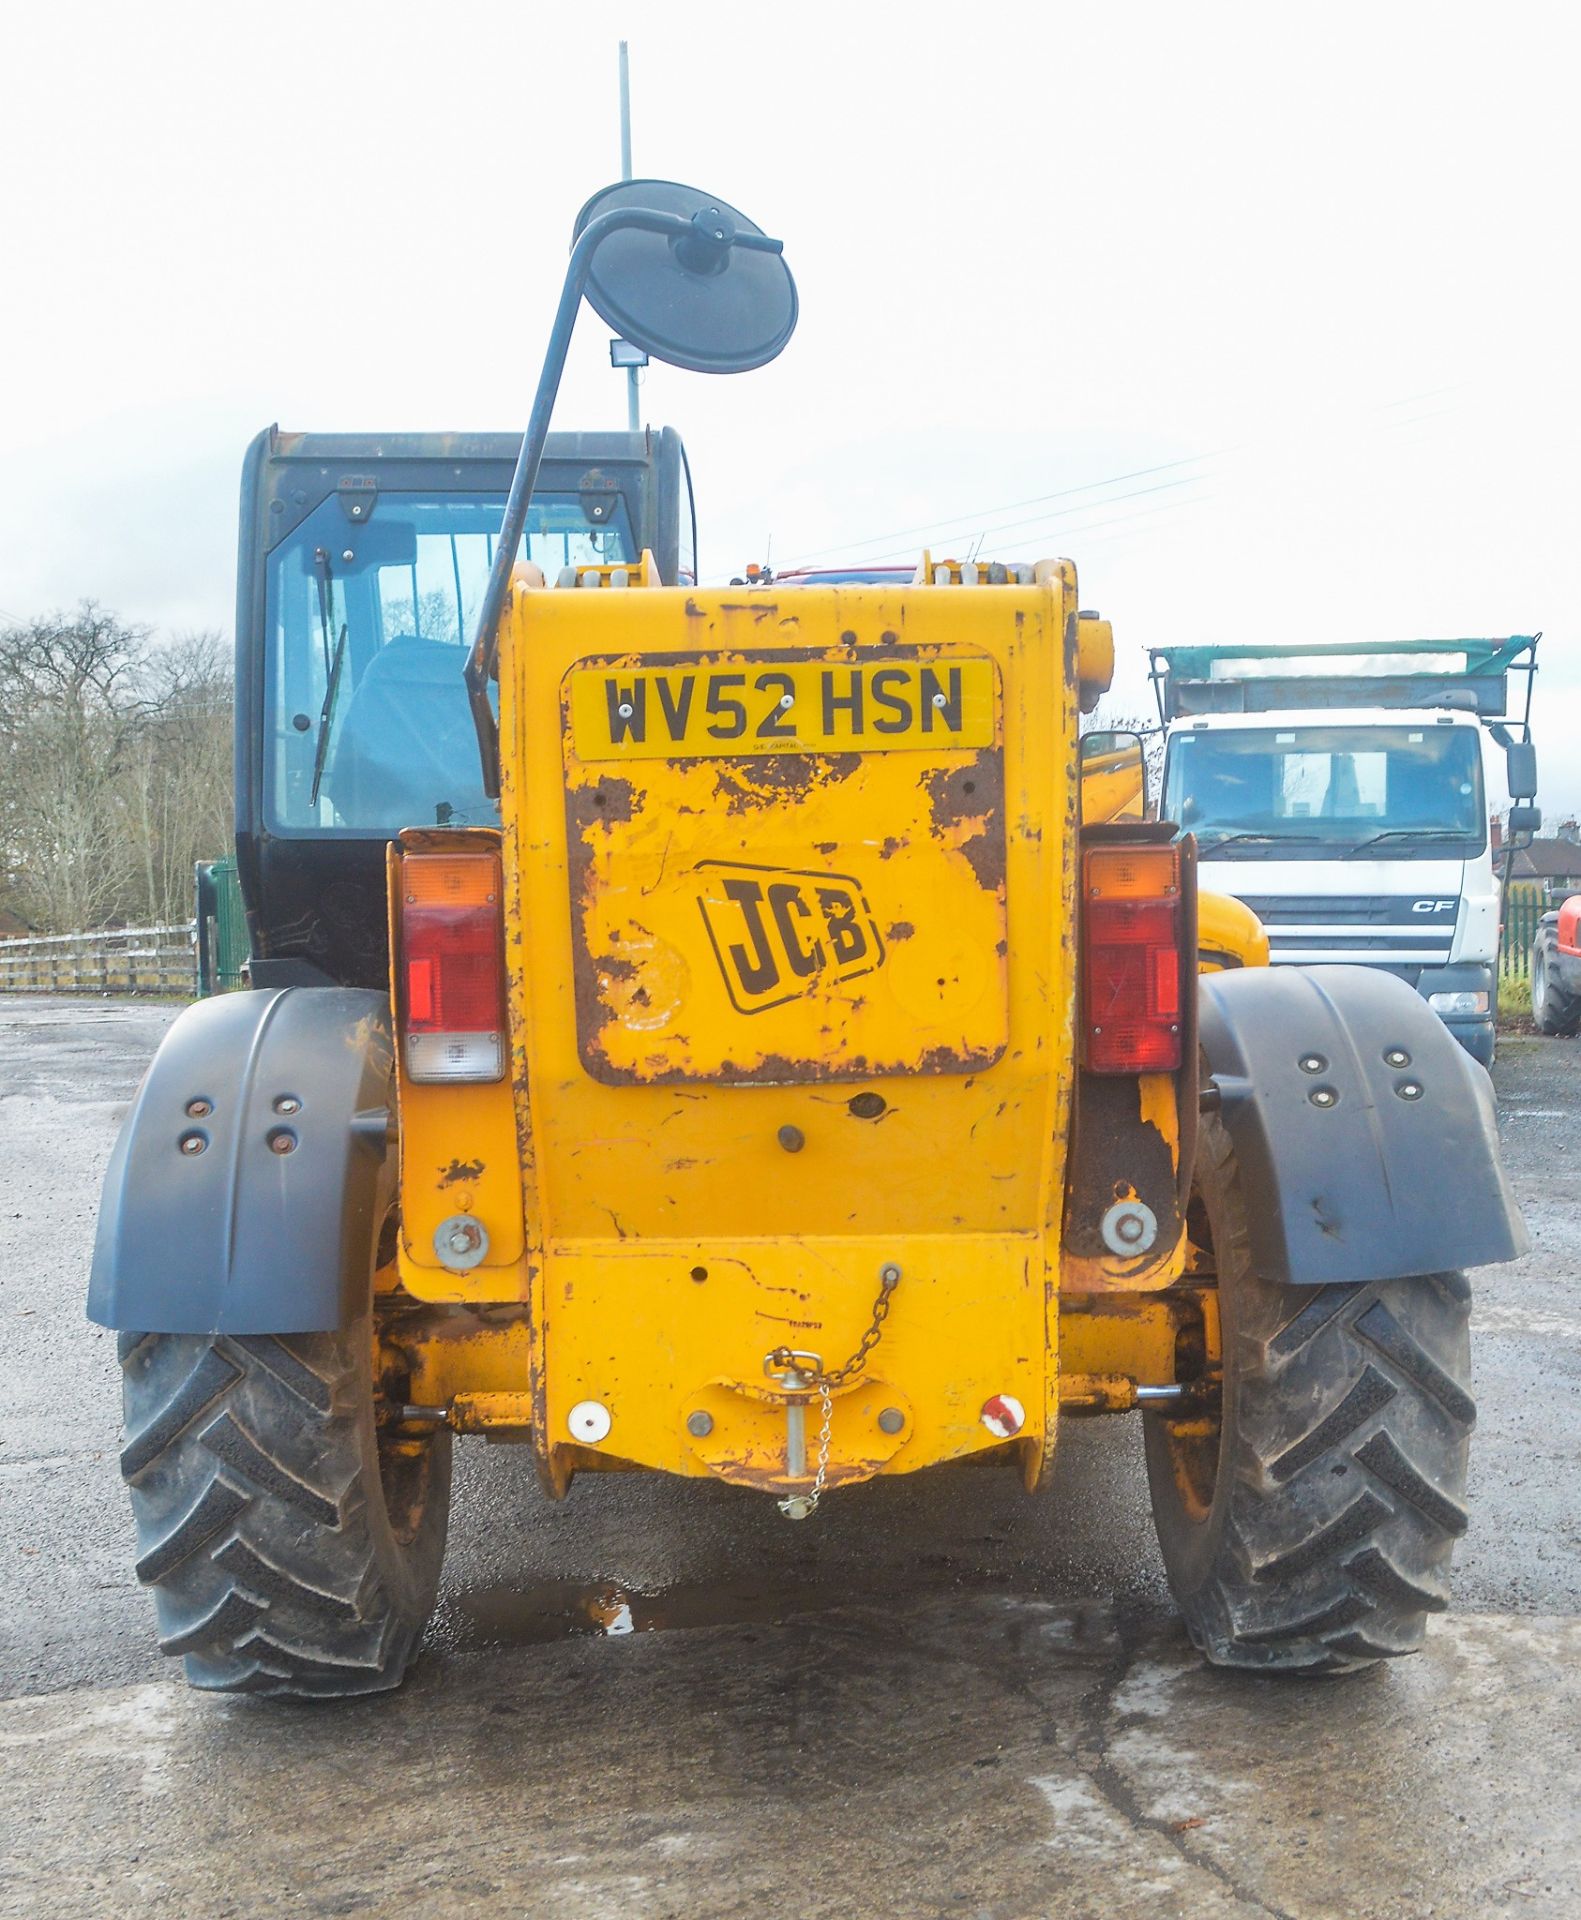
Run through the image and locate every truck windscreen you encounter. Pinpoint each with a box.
[265,490,635,833]
[1164,724,1486,859]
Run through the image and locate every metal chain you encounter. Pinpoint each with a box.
[774,1264,900,1519]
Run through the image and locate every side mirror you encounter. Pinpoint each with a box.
[1507,802,1541,850]
[466,180,799,795]
[1080,730,1147,823]
[1505,739,1538,801]
[574,181,798,374]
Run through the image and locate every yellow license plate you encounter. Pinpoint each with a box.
[567,653,997,761]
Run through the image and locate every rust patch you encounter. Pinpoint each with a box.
[1063,1071,1182,1262]
[923,749,1007,893]
[710,751,863,814]
[438,1158,485,1185]
[715,755,818,808]
[579,776,639,824]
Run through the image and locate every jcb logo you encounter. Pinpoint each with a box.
[1411,899,1458,915]
[695,862,885,1014]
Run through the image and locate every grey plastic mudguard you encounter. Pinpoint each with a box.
[1197,964,1526,1286]
[88,989,394,1334]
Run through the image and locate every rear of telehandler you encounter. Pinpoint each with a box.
[90,181,1526,1697]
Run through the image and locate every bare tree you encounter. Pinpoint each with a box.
[0,605,233,933]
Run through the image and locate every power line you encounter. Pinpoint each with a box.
[780,381,1471,573]
[853,477,1214,566]
[781,448,1227,568]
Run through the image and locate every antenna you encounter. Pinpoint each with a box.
[617,44,641,433]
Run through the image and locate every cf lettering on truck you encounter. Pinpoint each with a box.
[1150,638,1541,1065]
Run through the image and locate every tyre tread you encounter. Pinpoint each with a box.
[118,1328,448,1699]
[1146,1111,1475,1673]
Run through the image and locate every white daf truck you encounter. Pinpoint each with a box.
[1151,638,1540,1065]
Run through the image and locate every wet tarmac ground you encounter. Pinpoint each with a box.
[2,998,1579,1917]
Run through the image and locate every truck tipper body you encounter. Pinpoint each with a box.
[1152,639,1540,1065]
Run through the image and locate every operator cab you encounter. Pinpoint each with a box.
[235,426,695,986]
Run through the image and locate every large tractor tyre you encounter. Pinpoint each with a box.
[1532,942,1581,1036]
[117,1317,452,1698]
[1144,1111,1475,1674]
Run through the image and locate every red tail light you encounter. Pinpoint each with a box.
[399,851,506,1083]
[1082,845,1183,1073]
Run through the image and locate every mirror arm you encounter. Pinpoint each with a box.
[466,209,785,797]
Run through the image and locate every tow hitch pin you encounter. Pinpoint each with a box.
[764,1348,821,1489]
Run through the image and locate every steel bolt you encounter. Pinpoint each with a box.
[185,1098,212,1118]
[1384,1048,1411,1069]
[777,1124,806,1153]
[686,1409,714,1438]
[879,1261,903,1285]
[1299,1054,1327,1074]
[1309,1087,1337,1108]
[341,547,355,561]
[273,1095,301,1116]
[179,1132,206,1155]
[268,1128,297,1154]
[779,693,794,710]
[433,1213,489,1270]
[1101,1199,1158,1255]
[878,1407,905,1435]
[932,691,948,708]
[1397,1081,1424,1101]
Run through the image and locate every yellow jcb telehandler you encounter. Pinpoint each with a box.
[90,181,1524,1696]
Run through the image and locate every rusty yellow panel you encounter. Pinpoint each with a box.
[500,581,1075,1246]
[538,1234,1046,1487]
[563,649,1008,1083]
[494,571,1084,1493]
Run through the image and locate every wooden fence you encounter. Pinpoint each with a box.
[0,924,197,996]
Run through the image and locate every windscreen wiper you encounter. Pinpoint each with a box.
[1343,829,1472,858]
[1196,831,1322,855]
[308,548,350,810]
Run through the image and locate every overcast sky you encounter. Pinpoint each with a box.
[4,0,1577,814]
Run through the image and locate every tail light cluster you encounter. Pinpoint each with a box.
[1082,843,1183,1074]
[399,851,507,1083]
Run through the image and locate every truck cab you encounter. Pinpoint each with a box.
[1153,639,1541,1066]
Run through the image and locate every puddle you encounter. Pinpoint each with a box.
[430,1573,876,1651]
[428,1565,1012,1652]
